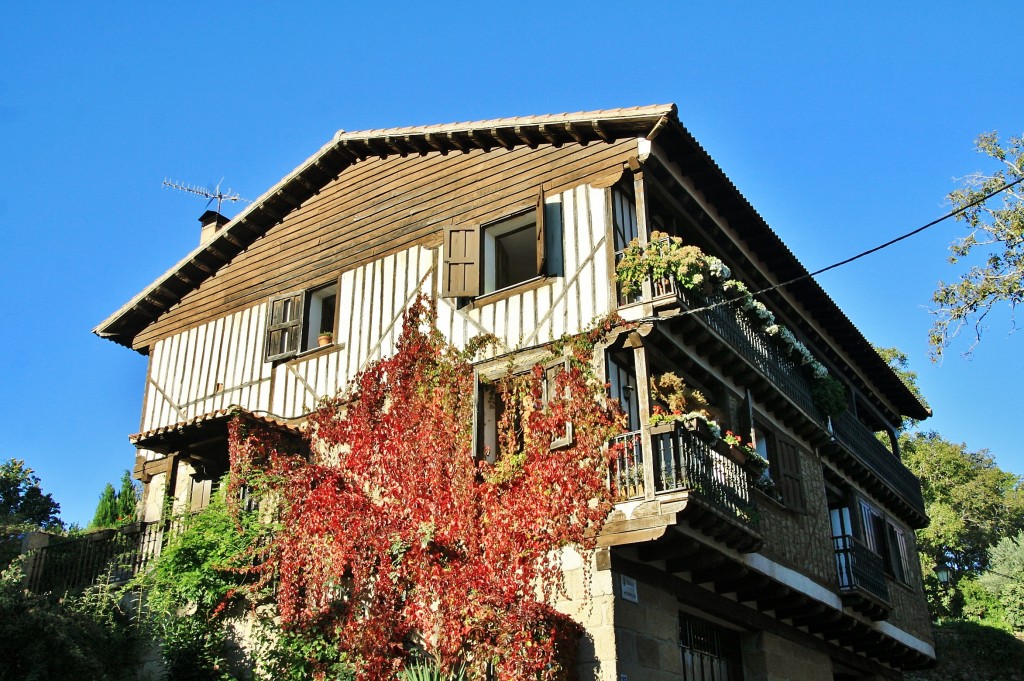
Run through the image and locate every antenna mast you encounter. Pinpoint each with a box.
[162,178,251,214]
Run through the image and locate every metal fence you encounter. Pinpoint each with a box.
[25,522,164,594]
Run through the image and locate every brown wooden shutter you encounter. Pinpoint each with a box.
[442,223,480,298]
[265,290,304,361]
[774,437,806,511]
[535,187,546,277]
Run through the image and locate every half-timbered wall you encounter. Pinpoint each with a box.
[133,139,637,351]
[140,181,617,430]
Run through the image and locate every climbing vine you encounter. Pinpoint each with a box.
[229,297,625,680]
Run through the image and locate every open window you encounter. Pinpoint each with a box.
[264,282,338,361]
[860,500,911,584]
[442,188,561,299]
[475,358,574,463]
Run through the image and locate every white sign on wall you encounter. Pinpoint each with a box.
[620,575,639,603]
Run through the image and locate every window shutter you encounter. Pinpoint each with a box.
[535,187,546,277]
[442,222,480,298]
[774,437,805,511]
[886,522,909,583]
[265,290,304,361]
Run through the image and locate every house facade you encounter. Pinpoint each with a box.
[95,105,935,680]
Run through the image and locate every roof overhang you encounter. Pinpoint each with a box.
[130,407,303,455]
[95,103,929,422]
[93,105,677,351]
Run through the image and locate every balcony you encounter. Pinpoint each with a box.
[833,534,892,620]
[608,422,761,552]
[829,411,927,525]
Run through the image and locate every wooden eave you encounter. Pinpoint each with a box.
[93,104,677,353]
[130,407,303,455]
[648,122,931,425]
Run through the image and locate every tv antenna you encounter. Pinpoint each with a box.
[162,178,251,214]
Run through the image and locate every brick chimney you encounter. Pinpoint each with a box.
[199,210,230,245]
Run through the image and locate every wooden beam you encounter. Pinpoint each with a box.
[466,129,492,152]
[423,133,451,155]
[537,124,558,145]
[564,121,586,145]
[445,132,470,153]
[514,125,539,149]
[592,119,612,142]
[490,127,516,150]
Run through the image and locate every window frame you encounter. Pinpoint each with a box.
[442,187,556,300]
[859,499,912,585]
[473,356,575,463]
[264,281,339,362]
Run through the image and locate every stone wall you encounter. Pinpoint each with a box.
[741,630,834,681]
[755,447,835,589]
[552,548,619,681]
[611,572,683,681]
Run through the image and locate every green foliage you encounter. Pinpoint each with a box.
[978,531,1024,630]
[256,624,355,681]
[900,431,1024,618]
[139,481,270,680]
[0,459,62,569]
[810,374,848,418]
[0,561,142,681]
[90,471,141,529]
[117,471,140,524]
[903,432,1024,575]
[929,132,1024,361]
[905,619,1024,681]
[959,576,1011,631]
[91,483,119,529]
[875,346,929,431]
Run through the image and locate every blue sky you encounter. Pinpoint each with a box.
[1,2,1020,525]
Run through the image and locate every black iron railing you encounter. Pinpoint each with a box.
[651,422,753,522]
[682,287,820,423]
[833,534,890,604]
[610,429,645,501]
[25,522,164,593]
[831,411,925,514]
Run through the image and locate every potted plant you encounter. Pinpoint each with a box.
[648,372,721,441]
[317,330,334,347]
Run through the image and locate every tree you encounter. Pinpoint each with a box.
[89,483,119,529]
[875,346,929,431]
[900,431,1024,618]
[0,459,61,569]
[89,471,140,529]
[929,132,1024,361]
[979,531,1024,630]
[115,471,139,524]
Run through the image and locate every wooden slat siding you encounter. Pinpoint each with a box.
[589,185,611,315]
[134,139,637,349]
[139,304,273,431]
[277,246,436,412]
[192,145,628,339]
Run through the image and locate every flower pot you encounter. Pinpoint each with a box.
[317,334,332,347]
[682,416,715,443]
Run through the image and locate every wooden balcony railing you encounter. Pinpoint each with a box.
[831,411,925,515]
[651,422,754,524]
[610,429,645,501]
[25,522,164,593]
[833,534,890,606]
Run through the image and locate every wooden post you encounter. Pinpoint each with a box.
[628,327,657,501]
